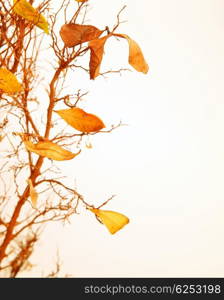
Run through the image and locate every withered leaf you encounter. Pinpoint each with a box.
[113,33,149,74]
[55,107,105,133]
[89,208,130,234]
[60,24,103,48]
[88,35,110,79]
[13,0,49,34]
[24,140,80,161]
[0,68,23,94]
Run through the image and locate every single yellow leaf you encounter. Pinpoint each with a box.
[89,35,110,79]
[55,108,105,133]
[75,0,88,2]
[28,179,38,208]
[0,68,23,94]
[60,24,103,48]
[114,34,149,74]
[13,0,49,34]
[89,208,129,234]
[24,140,80,161]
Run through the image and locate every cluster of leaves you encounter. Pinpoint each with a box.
[0,0,148,276]
[60,23,149,79]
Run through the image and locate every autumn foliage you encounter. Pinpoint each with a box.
[0,0,148,276]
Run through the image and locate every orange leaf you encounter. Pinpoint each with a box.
[24,140,80,161]
[0,68,23,94]
[113,33,149,74]
[88,35,110,79]
[55,107,105,133]
[75,0,88,2]
[60,24,103,48]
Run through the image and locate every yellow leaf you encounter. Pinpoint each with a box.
[75,0,88,2]
[28,179,38,208]
[0,68,23,94]
[89,35,110,79]
[13,0,49,34]
[114,34,149,74]
[24,140,80,161]
[89,208,129,234]
[55,108,105,133]
[60,24,103,48]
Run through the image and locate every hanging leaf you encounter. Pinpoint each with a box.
[24,140,80,161]
[55,108,105,133]
[28,179,38,208]
[89,208,129,234]
[0,68,23,94]
[60,24,103,48]
[75,0,88,2]
[13,0,49,34]
[113,33,149,74]
[89,35,110,79]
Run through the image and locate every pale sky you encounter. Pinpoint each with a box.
[18,0,224,277]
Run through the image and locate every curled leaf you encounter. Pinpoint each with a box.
[24,140,80,161]
[28,179,38,208]
[55,108,105,133]
[89,35,110,79]
[113,33,149,74]
[0,68,23,94]
[60,24,103,48]
[13,0,49,34]
[89,208,129,234]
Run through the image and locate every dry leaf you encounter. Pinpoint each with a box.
[60,24,103,48]
[24,140,80,161]
[89,208,129,234]
[0,68,23,94]
[28,179,38,208]
[13,0,49,34]
[113,33,149,74]
[75,0,88,2]
[89,35,110,79]
[55,108,105,133]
